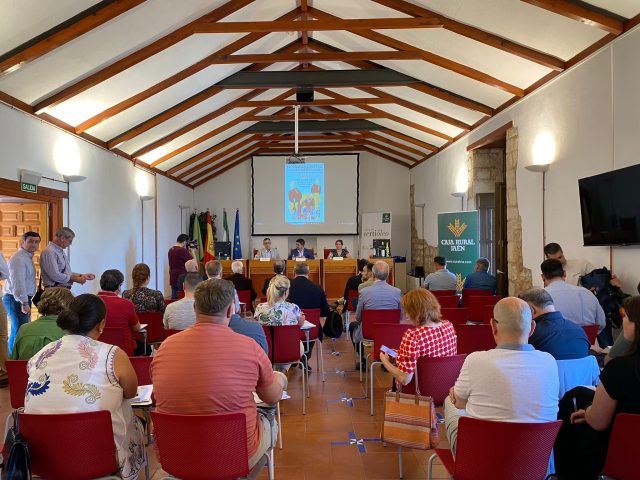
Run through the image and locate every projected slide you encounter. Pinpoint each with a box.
[285,163,324,224]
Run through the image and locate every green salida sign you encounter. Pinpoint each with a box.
[20,182,37,193]
[437,211,479,291]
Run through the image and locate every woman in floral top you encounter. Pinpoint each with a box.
[122,263,165,313]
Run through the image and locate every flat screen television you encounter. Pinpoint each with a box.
[578,163,640,246]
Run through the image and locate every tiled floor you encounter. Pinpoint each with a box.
[0,334,451,479]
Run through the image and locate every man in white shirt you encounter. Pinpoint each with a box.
[163,272,201,330]
[543,242,620,287]
[424,256,457,291]
[444,297,559,454]
[255,237,280,259]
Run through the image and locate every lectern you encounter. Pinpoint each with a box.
[322,259,357,300]
[248,260,277,297]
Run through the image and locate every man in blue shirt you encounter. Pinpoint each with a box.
[519,287,590,360]
[462,257,496,293]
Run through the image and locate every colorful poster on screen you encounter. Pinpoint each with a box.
[437,211,479,291]
[285,163,325,224]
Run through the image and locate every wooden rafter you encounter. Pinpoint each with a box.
[357,131,429,157]
[0,0,147,76]
[246,112,379,121]
[381,129,438,151]
[209,51,425,64]
[192,145,263,187]
[233,97,393,107]
[190,143,263,185]
[371,0,565,71]
[32,0,257,113]
[168,132,253,175]
[520,0,624,35]
[177,137,263,179]
[361,146,412,168]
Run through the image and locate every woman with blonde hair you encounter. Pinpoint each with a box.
[122,263,165,313]
[381,288,457,387]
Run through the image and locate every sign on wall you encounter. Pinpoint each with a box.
[437,211,479,290]
[360,212,392,258]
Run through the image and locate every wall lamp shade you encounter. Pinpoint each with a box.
[525,164,550,173]
[451,191,465,198]
[63,175,86,182]
[140,195,154,201]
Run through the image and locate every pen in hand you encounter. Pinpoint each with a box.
[572,397,578,412]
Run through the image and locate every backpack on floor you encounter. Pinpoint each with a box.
[322,310,343,338]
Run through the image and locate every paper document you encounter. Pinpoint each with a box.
[139,324,148,331]
[131,384,153,405]
[254,390,291,404]
[301,320,315,330]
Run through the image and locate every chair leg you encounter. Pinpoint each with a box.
[317,339,325,382]
[301,362,306,415]
[277,402,283,450]
[268,449,275,480]
[398,446,403,479]
[144,453,151,480]
[359,342,363,382]
[369,362,377,416]
[427,453,438,480]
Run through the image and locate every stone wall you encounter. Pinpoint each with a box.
[467,148,505,208]
[410,184,438,274]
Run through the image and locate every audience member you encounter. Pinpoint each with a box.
[168,234,197,298]
[462,257,496,293]
[341,258,367,306]
[544,242,621,288]
[381,289,457,387]
[350,261,401,370]
[97,269,143,356]
[24,294,146,479]
[287,262,329,370]
[541,259,606,333]
[39,226,94,289]
[163,272,201,331]
[261,260,286,295]
[152,279,286,469]
[12,287,72,361]
[205,260,240,311]
[358,262,375,292]
[176,258,205,293]
[424,256,457,291]
[444,297,559,455]
[605,304,635,364]
[0,254,8,387]
[255,237,280,259]
[555,295,640,479]
[289,238,314,259]
[519,287,590,360]
[225,260,257,303]
[3,231,40,355]
[327,239,351,259]
[122,263,165,313]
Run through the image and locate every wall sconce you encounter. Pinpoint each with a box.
[451,191,465,210]
[63,175,86,183]
[54,136,84,181]
[135,170,154,200]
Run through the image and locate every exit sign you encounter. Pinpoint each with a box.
[20,182,37,193]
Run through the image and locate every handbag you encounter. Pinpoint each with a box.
[382,369,440,450]
[31,278,43,308]
[1,411,32,480]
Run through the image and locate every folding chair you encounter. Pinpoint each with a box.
[237,289,252,314]
[137,311,165,345]
[437,295,461,309]
[460,288,492,307]
[345,289,359,338]
[129,356,153,444]
[467,295,502,323]
[441,307,469,326]
[301,308,324,382]
[431,290,457,297]
[455,324,496,354]
[581,324,598,345]
[6,359,28,409]
[402,354,467,404]
[602,413,640,480]
[164,328,182,337]
[359,309,402,381]
[99,326,132,355]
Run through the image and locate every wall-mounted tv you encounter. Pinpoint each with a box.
[579,163,640,246]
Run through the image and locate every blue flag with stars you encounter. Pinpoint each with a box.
[233,208,242,259]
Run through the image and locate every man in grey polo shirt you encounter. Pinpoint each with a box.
[424,256,458,291]
[40,227,94,289]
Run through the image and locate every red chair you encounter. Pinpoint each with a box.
[6,359,28,409]
[581,325,598,344]
[19,411,123,480]
[481,304,494,324]
[347,289,359,312]
[427,417,561,480]
[262,324,307,414]
[237,289,252,314]
[455,324,496,354]
[437,295,460,309]
[403,354,467,405]
[602,413,640,480]
[301,308,324,382]
[177,290,185,299]
[467,295,502,322]
[99,326,132,355]
[367,323,412,415]
[164,328,182,337]
[152,411,273,480]
[137,311,165,344]
[461,288,492,307]
[431,289,457,297]
[129,356,152,385]
[360,309,402,381]
[164,298,177,306]
[259,296,267,303]
[441,307,469,326]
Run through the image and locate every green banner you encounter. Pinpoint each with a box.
[437,211,479,291]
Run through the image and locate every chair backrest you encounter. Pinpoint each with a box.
[467,295,501,322]
[177,290,185,299]
[431,289,457,297]
[441,307,469,326]
[259,296,267,303]
[480,304,494,324]
[137,311,165,343]
[455,324,496,354]
[404,354,467,404]
[461,288,492,307]
[19,411,119,480]
[301,308,321,341]
[581,324,598,344]
[262,324,302,365]
[372,323,412,361]
[151,411,250,480]
[129,356,152,385]
[453,417,561,480]
[602,413,640,479]
[164,328,182,337]
[556,356,600,398]
[99,326,129,353]
[237,290,252,311]
[324,248,331,259]
[437,295,460,309]
[361,309,401,339]
[6,359,28,409]
[347,289,359,312]
[164,298,177,306]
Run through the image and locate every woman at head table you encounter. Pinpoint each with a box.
[327,239,351,259]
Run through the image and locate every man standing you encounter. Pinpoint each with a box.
[541,259,606,334]
[255,238,280,259]
[462,257,496,293]
[543,242,621,287]
[168,234,197,299]
[424,256,457,291]
[444,297,559,454]
[519,288,590,359]
[40,227,95,289]
[3,231,40,355]
[289,238,314,259]
[226,260,257,304]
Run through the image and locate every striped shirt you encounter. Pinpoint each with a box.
[39,241,72,288]
[5,248,36,304]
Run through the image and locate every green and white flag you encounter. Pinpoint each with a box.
[191,213,204,261]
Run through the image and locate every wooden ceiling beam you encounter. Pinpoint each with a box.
[381,129,438,151]
[371,0,565,71]
[209,50,424,64]
[358,131,429,157]
[193,145,264,186]
[233,97,391,107]
[32,0,257,113]
[360,146,412,168]
[168,131,253,175]
[246,112,379,121]
[357,139,417,163]
[0,0,147,76]
[520,0,624,35]
[189,143,263,186]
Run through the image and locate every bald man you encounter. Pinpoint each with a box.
[176,259,206,294]
[444,297,559,454]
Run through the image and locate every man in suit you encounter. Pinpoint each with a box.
[289,238,314,259]
[225,260,257,303]
[349,261,401,369]
[255,237,280,259]
[261,260,286,295]
[287,262,330,371]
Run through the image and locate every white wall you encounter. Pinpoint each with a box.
[411,26,640,294]
[193,151,411,262]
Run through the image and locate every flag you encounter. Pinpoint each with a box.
[233,208,242,259]
[204,209,215,262]
[222,209,230,242]
[191,213,203,261]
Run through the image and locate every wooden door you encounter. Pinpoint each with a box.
[494,182,508,296]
